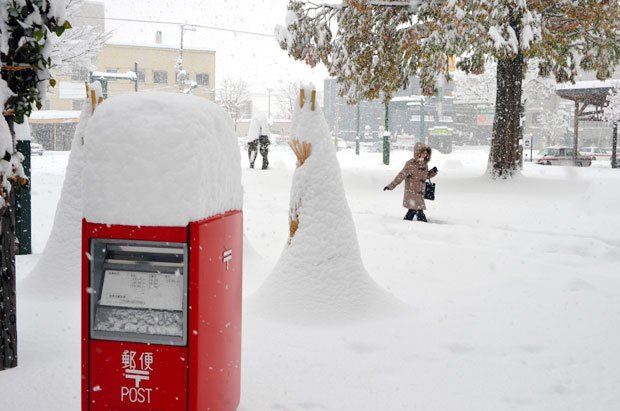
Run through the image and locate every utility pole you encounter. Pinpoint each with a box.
[177,24,197,93]
[134,62,139,92]
[419,97,426,144]
[267,88,272,119]
[355,103,360,155]
[179,24,195,60]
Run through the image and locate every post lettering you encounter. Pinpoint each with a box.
[121,386,153,404]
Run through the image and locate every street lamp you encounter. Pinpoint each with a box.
[407,95,432,144]
[383,100,390,165]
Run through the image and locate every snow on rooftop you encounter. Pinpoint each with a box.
[91,71,137,80]
[556,80,619,90]
[105,40,216,54]
[392,95,425,102]
[30,110,81,120]
[83,92,242,226]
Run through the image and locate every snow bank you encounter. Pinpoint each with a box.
[584,179,620,214]
[249,84,404,324]
[83,92,242,226]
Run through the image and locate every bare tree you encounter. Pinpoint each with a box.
[50,0,110,75]
[216,77,251,130]
[276,81,300,120]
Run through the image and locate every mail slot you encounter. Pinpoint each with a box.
[82,212,242,411]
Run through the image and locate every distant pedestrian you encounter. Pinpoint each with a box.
[384,142,438,222]
[247,139,259,168]
[247,114,271,169]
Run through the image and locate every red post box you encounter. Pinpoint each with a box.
[81,211,242,410]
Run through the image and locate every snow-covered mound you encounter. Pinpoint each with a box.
[26,83,104,297]
[249,85,404,323]
[83,92,242,226]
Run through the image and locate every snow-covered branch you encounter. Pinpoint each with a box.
[50,0,110,75]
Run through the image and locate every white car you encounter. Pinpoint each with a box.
[31,142,44,156]
[536,146,592,167]
[580,146,610,161]
[335,138,348,151]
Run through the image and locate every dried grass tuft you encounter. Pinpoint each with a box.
[289,138,312,167]
[289,217,299,239]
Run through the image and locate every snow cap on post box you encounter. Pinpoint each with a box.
[83,92,243,226]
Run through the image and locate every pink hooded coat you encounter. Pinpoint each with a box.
[387,142,437,210]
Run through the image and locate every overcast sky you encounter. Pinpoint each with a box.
[102,0,330,99]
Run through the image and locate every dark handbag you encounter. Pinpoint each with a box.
[424,178,435,200]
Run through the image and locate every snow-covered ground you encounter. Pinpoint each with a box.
[2,146,620,410]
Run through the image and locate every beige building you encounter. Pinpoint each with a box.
[48,42,216,111]
[36,0,217,149]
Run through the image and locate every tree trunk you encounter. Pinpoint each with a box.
[489,50,524,178]
[0,116,17,370]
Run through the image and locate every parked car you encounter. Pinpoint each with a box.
[580,146,610,161]
[31,142,44,156]
[535,146,592,166]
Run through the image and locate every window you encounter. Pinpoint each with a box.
[137,70,146,83]
[71,67,90,81]
[153,70,168,84]
[195,73,209,86]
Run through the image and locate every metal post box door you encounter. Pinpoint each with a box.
[87,239,189,411]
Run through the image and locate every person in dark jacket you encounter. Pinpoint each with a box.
[247,114,271,169]
[384,142,438,222]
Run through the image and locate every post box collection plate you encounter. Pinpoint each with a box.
[89,239,188,346]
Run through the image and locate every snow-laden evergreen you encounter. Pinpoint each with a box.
[0,0,70,122]
[277,0,620,177]
[603,83,620,124]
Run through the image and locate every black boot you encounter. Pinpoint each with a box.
[404,209,417,221]
[416,210,427,222]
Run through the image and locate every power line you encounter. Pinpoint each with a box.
[79,15,274,38]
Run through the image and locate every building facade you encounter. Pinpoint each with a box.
[36,1,217,149]
[48,42,216,111]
